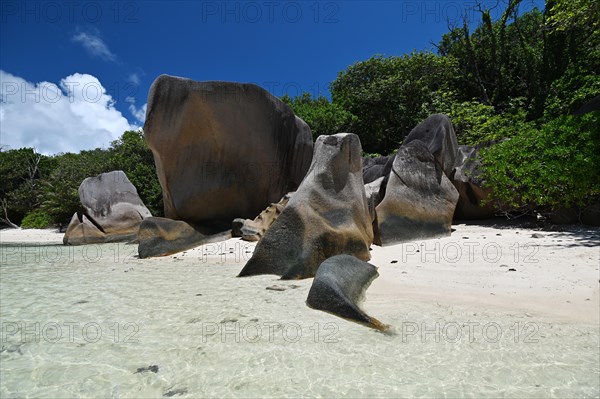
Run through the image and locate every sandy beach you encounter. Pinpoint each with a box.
[2,223,598,324]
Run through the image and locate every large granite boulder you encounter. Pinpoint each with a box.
[238,133,374,279]
[403,114,458,177]
[451,145,495,220]
[375,141,459,245]
[144,75,313,228]
[137,217,231,258]
[307,254,387,331]
[232,193,292,242]
[63,171,151,245]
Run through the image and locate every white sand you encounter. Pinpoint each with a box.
[2,223,598,323]
[366,223,600,324]
[0,228,64,244]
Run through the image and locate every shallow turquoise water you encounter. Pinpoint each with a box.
[1,243,599,398]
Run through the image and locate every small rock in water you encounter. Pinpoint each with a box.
[287,284,300,289]
[266,285,286,291]
[531,233,544,238]
[135,365,159,374]
[401,271,407,274]
[0,344,23,355]
[164,388,188,397]
[220,317,238,323]
[462,237,469,239]
[496,233,501,236]
[390,260,398,264]
[73,300,89,305]
[195,294,202,296]
[508,268,517,272]
[499,264,509,268]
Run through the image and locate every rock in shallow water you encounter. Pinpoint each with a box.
[238,133,373,279]
[306,254,387,330]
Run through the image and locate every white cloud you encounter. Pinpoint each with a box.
[0,71,139,154]
[72,31,116,62]
[126,96,147,123]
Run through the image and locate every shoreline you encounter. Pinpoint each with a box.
[1,223,598,325]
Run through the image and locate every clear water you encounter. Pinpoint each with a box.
[1,243,598,398]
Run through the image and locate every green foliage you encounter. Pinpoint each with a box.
[545,65,600,117]
[0,148,52,224]
[431,92,529,145]
[438,5,546,113]
[480,113,600,210]
[109,130,163,216]
[330,52,459,153]
[547,0,599,34]
[20,209,54,229]
[33,130,163,224]
[281,93,356,140]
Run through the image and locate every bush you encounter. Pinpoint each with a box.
[430,92,529,145]
[21,209,54,229]
[480,113,600,212]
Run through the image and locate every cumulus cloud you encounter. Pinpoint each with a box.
[0,71,139,154]
[72,31,116,62]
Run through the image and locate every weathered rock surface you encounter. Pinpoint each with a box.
[451,145,495,220]
[375,141,459,245]
[363,155,392,184]
[137,217,231,258]
[63,212,114,245]
[403,114,458,177]
[63,170,151,245]
[144,75,313,228]
[306,254,387,330]
[238,133,374,279]
[232,193,292,242]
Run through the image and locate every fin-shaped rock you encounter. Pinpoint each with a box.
[306,254,387,330]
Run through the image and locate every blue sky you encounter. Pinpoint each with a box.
[0,0,544,154]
